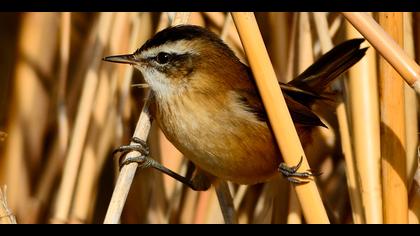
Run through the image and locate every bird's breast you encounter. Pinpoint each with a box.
[155,91,280,185]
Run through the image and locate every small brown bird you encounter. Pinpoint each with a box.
[104,25,366,190]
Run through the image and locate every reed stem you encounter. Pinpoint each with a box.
[232,12,329,224]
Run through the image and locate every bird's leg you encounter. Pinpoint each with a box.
[278,156,321,184]
[113,137,211,191]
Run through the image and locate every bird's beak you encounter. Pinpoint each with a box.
[102,53,139,65]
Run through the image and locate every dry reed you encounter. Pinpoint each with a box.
[0,12,418,224]
[232,12,329,224]
[345,14,382,224]
[378,12,408,224]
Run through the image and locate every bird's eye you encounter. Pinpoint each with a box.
[155,52,172,64]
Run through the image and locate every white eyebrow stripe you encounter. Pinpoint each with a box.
[140,39,198,58]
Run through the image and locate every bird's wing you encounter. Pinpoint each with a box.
[279,82,331,105]
[235,89,326,127]
[234,38,367,127]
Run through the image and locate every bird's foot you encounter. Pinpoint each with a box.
[112,137,210,191]
[113,137,150,169]
[278,156,321,184]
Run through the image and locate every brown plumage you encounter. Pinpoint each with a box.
[104,25,366,187]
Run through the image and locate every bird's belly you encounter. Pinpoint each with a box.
[157,103,280,185]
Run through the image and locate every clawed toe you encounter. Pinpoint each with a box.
[112,137,150,169]
[278,156,320,184]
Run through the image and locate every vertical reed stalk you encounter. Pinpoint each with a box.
[313,12,365,224]
[402,12,418,185]
[232,12,329,224]
[378,12,408,224]
[345,15,382,224]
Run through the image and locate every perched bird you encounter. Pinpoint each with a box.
[104,25,366,190]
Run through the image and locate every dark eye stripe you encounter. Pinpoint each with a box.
[148,53,190,65]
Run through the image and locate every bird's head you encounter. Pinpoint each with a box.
[103,25,243,99]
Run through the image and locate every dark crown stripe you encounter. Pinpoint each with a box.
[137,25,230,54]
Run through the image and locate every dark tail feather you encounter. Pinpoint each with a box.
[288,38,367,98]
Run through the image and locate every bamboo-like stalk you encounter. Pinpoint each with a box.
[53,13,114,223]
[345,16,382,224]
[103,12,191,224]
[0,186,17,224]
[312,12,365,224]
[342,12,420,94]
[104,90,153,224]
[284,12,315,223]
[403,12,419,186]
[377,12,408,224]
[231,12,329,224]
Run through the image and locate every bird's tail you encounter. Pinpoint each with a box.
[287,38,367,105]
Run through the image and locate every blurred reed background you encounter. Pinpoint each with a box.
[0,12,419,224]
